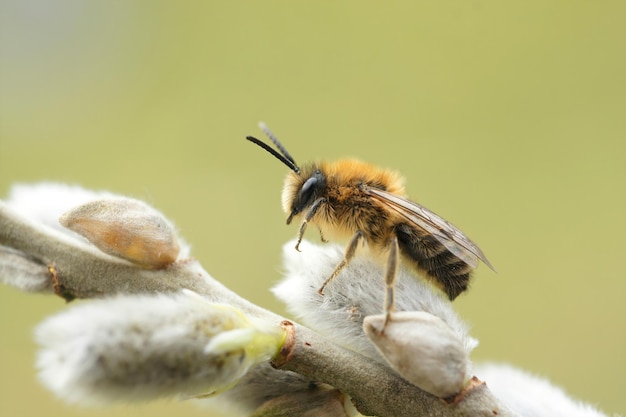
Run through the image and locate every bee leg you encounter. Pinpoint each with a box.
[295,197,326,252]
[317,226,328,243]
[383,236,399,331]
[294,222,308,252]
[318,230,364,295]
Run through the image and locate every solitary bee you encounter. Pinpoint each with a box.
[247,123,494,319]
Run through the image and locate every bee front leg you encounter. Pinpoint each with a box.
[383,236,399,331]
[318,230,364,295]
[294,197,326,252]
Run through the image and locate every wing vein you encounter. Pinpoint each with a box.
[365,186,495,271]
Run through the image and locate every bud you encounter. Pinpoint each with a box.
[363,311,468,398]
[35,290,286,405]
[59,198,180,269]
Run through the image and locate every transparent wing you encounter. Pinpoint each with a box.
[366,187,495,271]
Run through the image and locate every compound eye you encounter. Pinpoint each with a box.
[297,177,318,208]
[300,176,318,196]
[289,172,324,220]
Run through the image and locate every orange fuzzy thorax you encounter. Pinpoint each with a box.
[281,159,407,241]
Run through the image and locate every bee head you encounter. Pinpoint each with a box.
[284,167,326,224]
[246,123,326,225]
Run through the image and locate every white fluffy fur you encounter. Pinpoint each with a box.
[474,363,614,417]
[0,246,51,292]
[272,239,478,369]
[273,240,616,415]
[35,291,281,405]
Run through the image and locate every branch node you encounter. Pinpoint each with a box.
[272,320,295,368]
[48,263,75,302]
[443,376,485,405]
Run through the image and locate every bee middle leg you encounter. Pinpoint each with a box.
[318,230,364,295]
[317,226,328,243]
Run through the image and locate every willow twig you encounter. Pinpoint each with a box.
[0,201,518,417]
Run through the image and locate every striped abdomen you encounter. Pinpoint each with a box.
[394,222,473,300]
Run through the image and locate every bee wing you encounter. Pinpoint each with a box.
[366,187,495,271]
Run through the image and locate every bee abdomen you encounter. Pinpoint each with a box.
[394,223,472,300]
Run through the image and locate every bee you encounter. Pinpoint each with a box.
[247,123,494,321]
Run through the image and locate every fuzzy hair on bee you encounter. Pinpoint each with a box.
[246,123,494,323]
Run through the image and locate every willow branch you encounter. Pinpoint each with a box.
[0,201,518,417]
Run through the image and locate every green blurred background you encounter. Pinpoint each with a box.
[1,1,624,416]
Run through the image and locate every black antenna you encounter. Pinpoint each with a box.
[246,122,300,174]
[258,122,297,166]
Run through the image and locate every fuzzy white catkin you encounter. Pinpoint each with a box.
[7,183,117,234]
[5,182,191,259]
[473,363,614,417]
[35,291,284,405]
[273,240,617,415]
[272,239,478,371]
[0,245,51,292]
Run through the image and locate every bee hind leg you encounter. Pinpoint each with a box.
[382,236,399,331]
[318,230,364,295]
